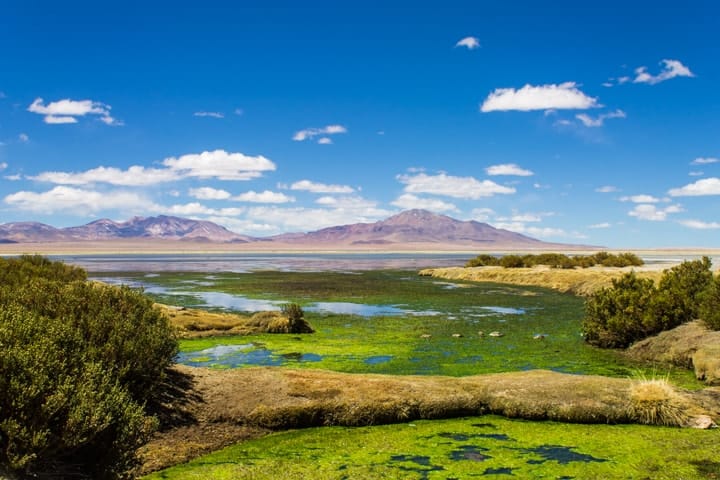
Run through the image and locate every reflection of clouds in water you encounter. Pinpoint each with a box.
[195,291,282,312]
[306,302,441,317]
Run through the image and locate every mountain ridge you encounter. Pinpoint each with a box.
[0,210,592,249]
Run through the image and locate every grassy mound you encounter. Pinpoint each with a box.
[158,304,314,338]
[626,321,720,385]
[138,366,719,475]
[420,266,664,296]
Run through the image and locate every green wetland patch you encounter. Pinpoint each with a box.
[94,269,716,478]
[97,270,699,385]
[144,415,720,480]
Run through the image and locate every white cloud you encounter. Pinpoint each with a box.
[290,179,354,194]
[633,59,694,85]
[620,194,660,203]
[391,194,458,213]
[315,195,380,210]
[194,111,224,118]
[27,97,122,126]
[30,165,181,186]
[0,162,7,171]
[233,190,295,204]
[480,82,599,112]
[189,187,231,200]
[493,221,568,238]
[162,149,276,180]
[595,185,619,193]
[471,208,495,222]
[234,108,244,116]
[691,157,718,165]
[18,133,29,143]
[455,36,480,49]
[575,109,626,127]
[293,124,347,143]
[29,149,276,186]
[628,204,683,221]
[679,220,720,230]
[589,222,612,229]
[4,174,21,181]
[317,137,333,145]
[398,172,515,199]
[485,163,534,176]
[4,186,150,214]
[668,177,720,196]
[243,205,392,234]
[689,171,704,177]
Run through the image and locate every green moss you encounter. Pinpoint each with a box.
[144,415,720,479]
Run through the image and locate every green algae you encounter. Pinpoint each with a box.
[143,415,720,479]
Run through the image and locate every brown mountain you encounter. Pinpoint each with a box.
[269,209,577,248]
[0,215,254,243]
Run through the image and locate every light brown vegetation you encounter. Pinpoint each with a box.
[626,321,720,385]
[420,265,666,296]
[156,304,314,338]
[138,366,719,475]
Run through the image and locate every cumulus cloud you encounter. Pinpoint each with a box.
[620,194,660,203]
[390,194,458,213]
[315,195,379,210]
[691,157,718,165]
[29,149,276,186]
[576,109,626,127]
[589,222,612,229]
[689,171,704,177]
[4,186,150,214]
[480,82,598,112]
[0,162,7,171]
[293,124,347,143]
[485,163,533,176]
[30,166,181,186]
[398,172,515,199]
[193,111,224,118]
[289,179,354,194]
[492,221,569,238]
[242,205,392,234]
[188,187,231,200]
[27,97,122,126]
[317,137,333,145]
[668,177,720,196]
[679,219,720,230]
[161,149,276,180]
[233,190,295,203]
[595,185,619,193]
[628,204,683,221]
[634,59,694,85]
[455,36,480,49]
[471,208,495,222]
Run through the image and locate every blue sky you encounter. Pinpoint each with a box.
[1,1,719,247]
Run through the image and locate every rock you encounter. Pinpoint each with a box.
[687,415,717,429]
[452,333,463,338]
[489,331,504,337]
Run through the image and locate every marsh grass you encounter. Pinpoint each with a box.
[629,373,691,426]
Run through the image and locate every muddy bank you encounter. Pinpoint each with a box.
[627,321,720,385]
[138,366,718,475]
[420,266,666,296]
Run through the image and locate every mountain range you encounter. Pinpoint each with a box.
[0,210,586,249]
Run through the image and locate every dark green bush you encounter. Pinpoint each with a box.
[699,275,720,330]
[465,252,644,269]
[583,257,714,348]
[0,256,177,478]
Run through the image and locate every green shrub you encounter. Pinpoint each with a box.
[699,275,720,330]
[465,254,499,267]
[464,252,644,269]
[583,257,714,348]
[0,256,177,478]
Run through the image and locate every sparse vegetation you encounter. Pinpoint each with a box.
[699,274,720,330]
[583,258,715,348]
[0,256,177,479]
[465,252,644,269]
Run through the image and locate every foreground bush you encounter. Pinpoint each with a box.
[465,252,643,269]
[0,256,177,478]
[699,275,720,330]
[583,258,714,348]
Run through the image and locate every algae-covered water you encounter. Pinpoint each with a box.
[144,416,719,480]
[97,270,698,384]
[90,269,718,479]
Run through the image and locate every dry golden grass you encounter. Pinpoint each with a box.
[156,305,313,338]
[419,265,666,296]
[138,366,719,475]
[627,321,720,385]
